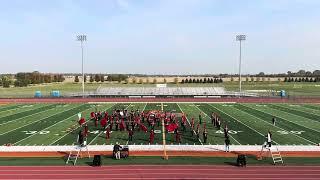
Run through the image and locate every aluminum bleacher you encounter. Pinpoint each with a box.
[67,87,259,98]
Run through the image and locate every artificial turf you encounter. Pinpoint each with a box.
[0,103,319,146]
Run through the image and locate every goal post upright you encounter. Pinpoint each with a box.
[161,103,168,160]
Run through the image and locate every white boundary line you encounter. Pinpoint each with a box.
[0,104,54,126]
[235,105,317,145]
[208,104,279,145]
[14,105,93,145]
[0,105,82,136]
[244,104,320,133]
[193,103,241,145]
[88,103,132,145]
[49,104,115,145]
[176,103,203,145]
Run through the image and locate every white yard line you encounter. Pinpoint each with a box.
[0,105,54,126]
[88,103,132,145]
[0,105,81,136]
[49,104,115,145]
[235,106,317,145]
[272,104,320,118]
[244,104,320,133]
[193,104,241,145]
[208,104,279,145]
[14,105,93,145]
[176,103,203,145]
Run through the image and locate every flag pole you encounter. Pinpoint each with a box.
[161,103,168,160]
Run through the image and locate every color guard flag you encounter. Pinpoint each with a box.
[78,112,82,120]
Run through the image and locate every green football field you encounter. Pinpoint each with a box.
[0,103,319,146]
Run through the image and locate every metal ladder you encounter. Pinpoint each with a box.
[66,144,90,165]
[259,144,284,165]
[270,146,283,165]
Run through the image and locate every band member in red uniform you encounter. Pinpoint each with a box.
[128,128,134,141]
[175,130,181,144]
[78,118,86,127]
[191,118,195,129]
[83,124,89,137]
[120,118,125,131]
[100,117,107,130]
[106,127,110,140]
[149,130,155,144]
[196,123,200,139]
[90,112,96,121]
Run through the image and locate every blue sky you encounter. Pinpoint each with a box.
[0,0,319,74]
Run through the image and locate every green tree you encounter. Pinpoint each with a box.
[101,75,105,82]
[74,76,79,83]
[90,75,94,82]
[1,76,12,88]
[94,74,101,82]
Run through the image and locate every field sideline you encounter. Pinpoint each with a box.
[0,102,319,147]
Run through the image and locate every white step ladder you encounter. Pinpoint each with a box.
[259,143,284,165]
[66,143,90,165]
[270,146,283,165]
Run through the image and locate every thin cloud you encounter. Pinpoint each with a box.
[115,0,130,10]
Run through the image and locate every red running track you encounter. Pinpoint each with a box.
[0,165,320,180]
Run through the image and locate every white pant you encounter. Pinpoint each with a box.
[115,151,121,159]
[225,145,230,152]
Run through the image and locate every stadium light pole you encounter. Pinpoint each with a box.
[236,34,246,97]
[77,34,87,98]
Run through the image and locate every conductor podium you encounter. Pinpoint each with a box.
[113,145,129,158]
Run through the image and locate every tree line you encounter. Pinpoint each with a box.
[284,77,319,83]
[74,74,128,83]
[181,78,223,84]
[0,72,65,88]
